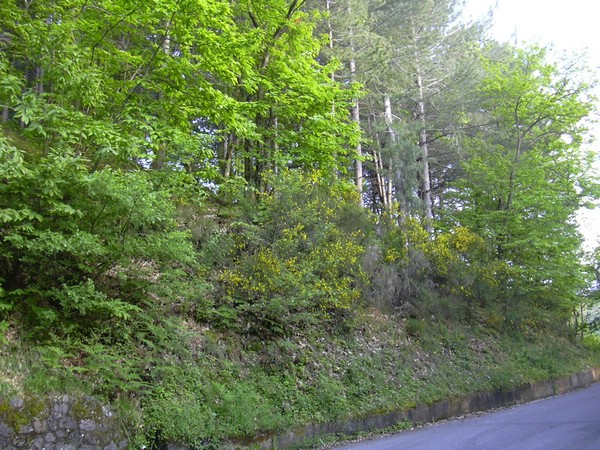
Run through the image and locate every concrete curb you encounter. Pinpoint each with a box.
[231,367,600,449]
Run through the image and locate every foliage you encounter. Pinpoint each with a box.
[0,133,207,395]
[136,306,599,447]
[209,171,370,336]
[0,0,599,448]
[369,214,497,319]
[442,45,597,327]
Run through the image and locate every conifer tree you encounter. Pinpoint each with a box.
[367,0,484,222]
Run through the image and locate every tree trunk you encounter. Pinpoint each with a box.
[326,0,335,82]
[349,54,363,203]
[416,70,433,226]
[220,133,234,178]
[151,22,171,170]
[383,94,396,210]
[272,116,279,176]
[373,150,386,209]
[372,95,397,212]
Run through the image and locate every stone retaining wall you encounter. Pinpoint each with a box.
[0,395,127,450]
[231,367,600,449]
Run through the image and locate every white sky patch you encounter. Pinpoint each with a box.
[464,0,599,62]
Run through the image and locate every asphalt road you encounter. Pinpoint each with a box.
[334,382,600,450]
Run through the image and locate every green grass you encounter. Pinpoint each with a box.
[2,310,599,449]
[129,308,600,447]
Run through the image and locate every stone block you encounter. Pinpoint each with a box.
[59,417,77,430]
[32,418,47,434]
[81,419,98,433]
[0,422,14,438]
[52,403,69,417]
[9,398,23,409]
[44,431,57,442]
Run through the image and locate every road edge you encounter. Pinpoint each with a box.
[232,367,600,449]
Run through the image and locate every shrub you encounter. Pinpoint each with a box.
[0,140,205,394]
[211,171,370,337]
[373,216,500,318]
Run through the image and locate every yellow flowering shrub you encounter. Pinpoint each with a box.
[215,171,369,336]
[450,226,484,254]
[383,217,429,265]
[381,218,496,304]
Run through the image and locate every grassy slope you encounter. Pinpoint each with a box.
[132,307,600,447]
[2,297,599,449]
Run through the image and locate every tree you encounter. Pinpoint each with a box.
[357,0,485,221]
[444,45,597,322]
[212,0,361,192]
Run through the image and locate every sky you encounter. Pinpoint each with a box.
[464,0,599,64]
[463,0,600,251]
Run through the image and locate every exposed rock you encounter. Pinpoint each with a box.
[0,395,128,449]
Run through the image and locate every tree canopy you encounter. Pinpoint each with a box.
[1,0,599,446]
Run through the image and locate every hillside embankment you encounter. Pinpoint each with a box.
[2,306,600,449]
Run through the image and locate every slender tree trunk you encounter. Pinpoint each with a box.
[35,66,44,95]
[373,95,397,212]
[416,69,433,226]
[373,150,386,208]
[244,140,254,185]
[221,133,233,178]
[349,54,363,203]
[151,22,171,170]
[273,116,279,176]
[506,131,525,212]
[326,0,335,82]
[383,94,396,210]
[388,159,394,209]
[33,65,51,154]
[345,0,363,200]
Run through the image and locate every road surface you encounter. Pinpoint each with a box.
[334,382,600,450]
